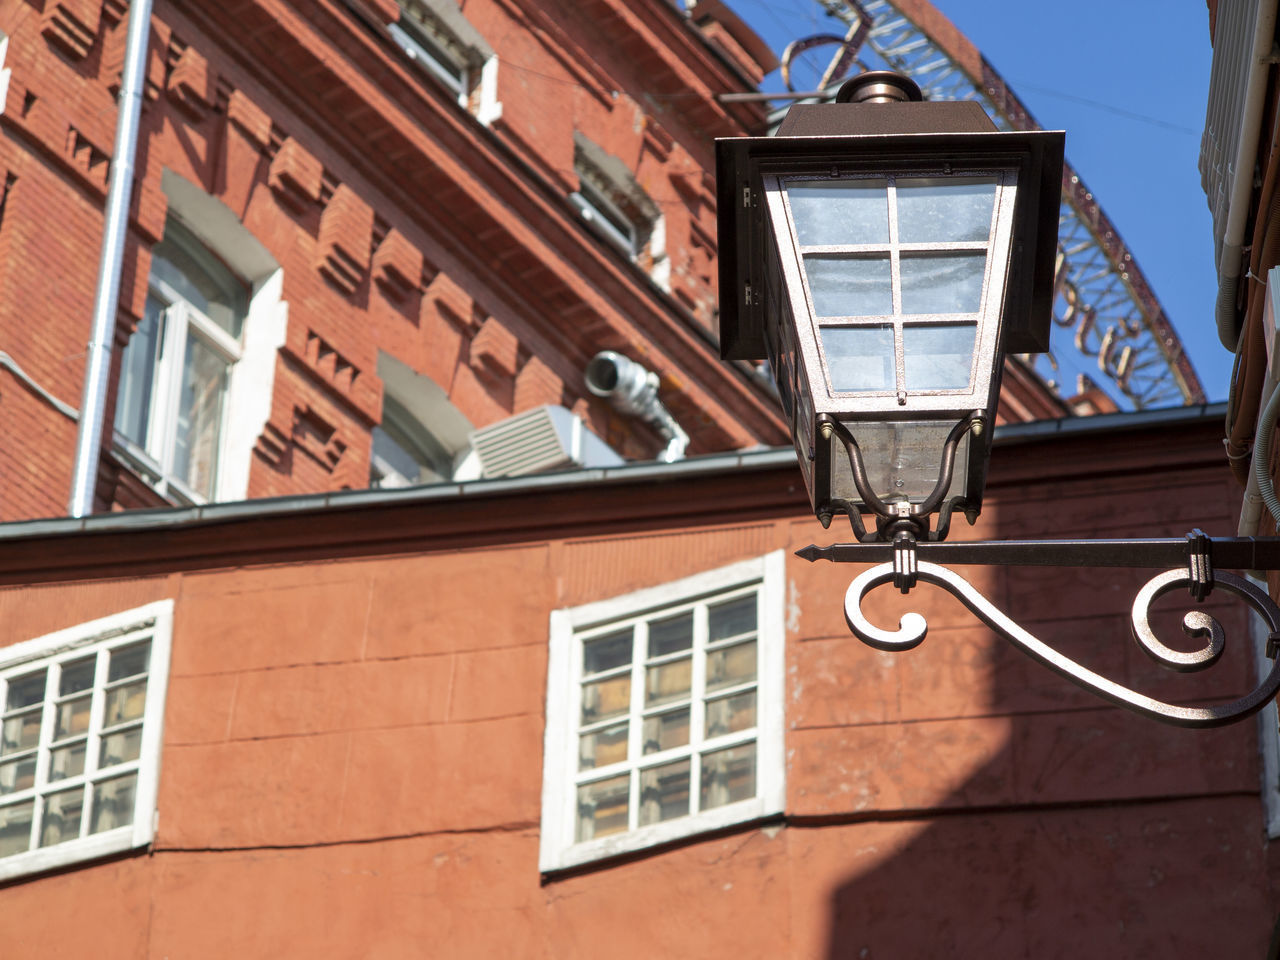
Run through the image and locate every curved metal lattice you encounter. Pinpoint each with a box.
[779,0,1205,410]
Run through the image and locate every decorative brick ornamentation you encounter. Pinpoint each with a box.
[269,137,323,211]
[227,90,271,150]
[282,321,382,424]
[469,316,520,380]
[371,228,424,302]
[316,184,373,296]
[66,126,110,191]
[292,405,346,473]
[166,45,214,119]
[41,0,101,60]
[514,355,564,412]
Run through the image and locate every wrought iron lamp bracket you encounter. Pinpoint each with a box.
[797,533,1280,727]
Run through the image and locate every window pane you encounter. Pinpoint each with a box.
[114,295,163,445]
[40,787,84,847]
[581,675,630,725]
[903,324,976,391]
[642,708,689,755]
[576,775,630,842]
[709,596,756,643]
[6,671,45,710]
[899,253,986,315]
[0,756,35,795]
[54,695,91,741]
[639,758,690,826]
[648,613,692,658]
[579,722,628,771]
[1,711,41,756]
[896,177,997,243]
[90,774,137,834]
[645,657,691,707]
[0,802,33,857]
[108,643,151,683]
[49,742,86,782]
[103,680,147,728]
[706,690,757,738]
[100,726,143,769]
[583,631,631,676]
[706,641,757,693]
[59,658,96,697]
[173,332,229,499]
[787,179,890,246]
[820,326,895,393]
[150,220,246,337]
[700,742,756,811]
[846,420,969,503]
[805,255,892,317]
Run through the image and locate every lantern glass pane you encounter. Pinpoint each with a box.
[820,326,894,392]
[896,177,997,243]
[899,253,986,315]
[903,323,976,391]
[787,179,890,246]
[836,420,970,502]
[805,256,892,317]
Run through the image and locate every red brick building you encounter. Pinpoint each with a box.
[0,0,1276,955]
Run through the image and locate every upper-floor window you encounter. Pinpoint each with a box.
[115,219,246,502]
[113,173,286,505]
[571,134,666,283]
[539,552,785,873]
[368,353,477,488]
[0,602,173,883]
[390,0,498,118]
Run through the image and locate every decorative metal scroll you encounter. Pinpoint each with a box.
[843,561,1280,727]
[774,0,1205,411]
[799,533,1280,727]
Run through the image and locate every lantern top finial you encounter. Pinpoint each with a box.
[835,71,922,105]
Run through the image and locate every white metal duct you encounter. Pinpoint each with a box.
[469,405,624,479]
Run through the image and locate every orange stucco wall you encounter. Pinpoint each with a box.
[0,416,1273,956]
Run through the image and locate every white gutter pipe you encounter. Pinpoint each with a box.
[68,0,154,517]
[1215,0,1279,350]
[584,350,689,462]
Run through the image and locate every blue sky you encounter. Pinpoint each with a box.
[723,0,1229,403]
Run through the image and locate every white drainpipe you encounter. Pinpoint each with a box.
[68,0,154,517]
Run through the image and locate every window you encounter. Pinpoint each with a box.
[113,172,286,504]
[389,0,499,119]
[540,552,785,873]
[570,134,666,281]
[368,353,477,487]
[115,219,246,502]
[0,601,172,882]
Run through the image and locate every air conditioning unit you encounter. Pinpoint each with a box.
[469,405,624,479]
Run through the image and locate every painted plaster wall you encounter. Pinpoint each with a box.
[0,424,1272,956]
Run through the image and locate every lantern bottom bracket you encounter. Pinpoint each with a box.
[818,413,982,544]
[798,532,1280,728]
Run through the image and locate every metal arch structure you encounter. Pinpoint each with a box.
[781,0,1206,411]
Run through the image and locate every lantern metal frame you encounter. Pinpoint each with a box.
[717,73,1280,728]
[718,93,1063,539]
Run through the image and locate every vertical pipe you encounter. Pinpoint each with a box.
[68,0,154,517]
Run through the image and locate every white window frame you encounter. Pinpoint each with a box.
[539,551,785,873]
[389,0,499,120]
[115,271,242,506]
[570,179,639,260]
[113,171,286,505]
[0,601,173,883]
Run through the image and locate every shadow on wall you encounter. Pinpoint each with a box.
[816,479,1276,957]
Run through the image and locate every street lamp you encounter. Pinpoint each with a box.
[717,72,1280,727]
